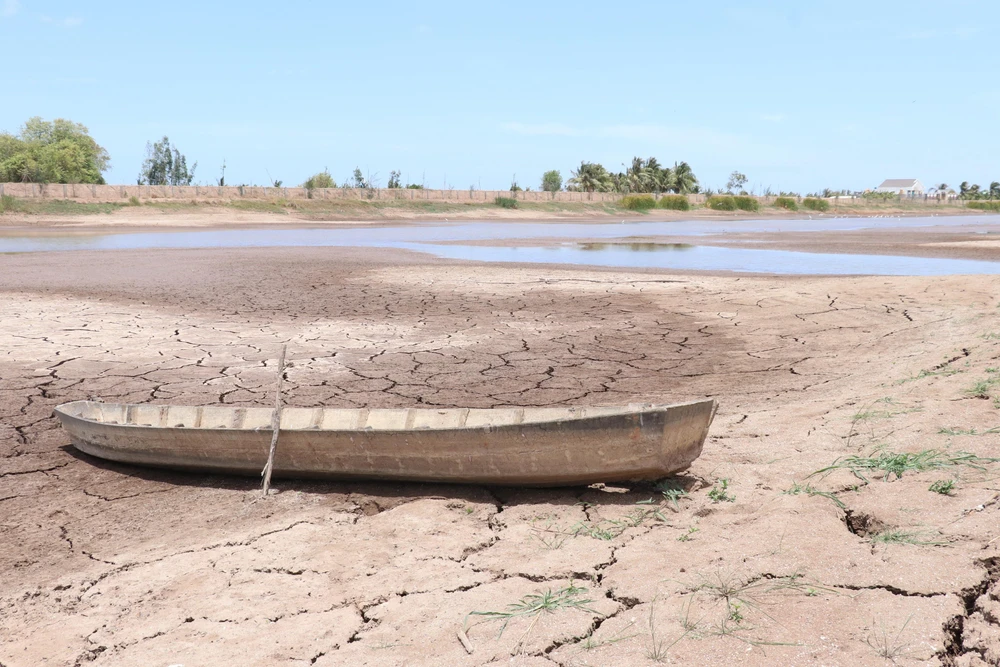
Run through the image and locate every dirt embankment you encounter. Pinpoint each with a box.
[2,246,1000,666]
[0,196,984,228]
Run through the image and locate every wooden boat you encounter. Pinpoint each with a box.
[53,400,716,486]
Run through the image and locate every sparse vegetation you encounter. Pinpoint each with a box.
[465,582,596,644]
[708,478,735,503]
[868,529,948,546]
[0,194,15,213]
[677,526,699,542]
[928,479,956,495]
[774,196,798,211]
[783,482,846,508]
[494,196,518,209]
[811,448,999,482]
[802,197,830,212]
[967,201,1000,211]
[127,195,140,206]
[866,616,914,662]
[656,479,689,509]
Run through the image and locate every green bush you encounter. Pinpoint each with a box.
[733,195,760,212]
[127,195,141,206]
[494,196,518,209]
[0,194,18,213]
[706,195,736,211]
[657,194,690,211]
[774,196,798,211]
[621,194,656,211]
[802,198,830,212]
[302,171,336,190]
[967,201,1000,211]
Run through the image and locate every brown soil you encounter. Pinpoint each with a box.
[2,239,1000,666]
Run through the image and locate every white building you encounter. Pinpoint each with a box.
[875,179,924,196]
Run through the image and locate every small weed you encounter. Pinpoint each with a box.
[783,482,846,509]
[898,367,963,384]
[868,529,948,547]
[127,195,141,206]
[968,380,994,399]
[529,523,571,550]
[656,479,689,510]
[465,582,596,646]
[939,426,999,436]
[708,478,735,503]
[646,599,688,662]
[677,526,699,542]
[494,196,518,209]
[866,615,913,662]
[810,448,999,482]
[928,479,956,495]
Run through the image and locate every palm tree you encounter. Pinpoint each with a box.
[672,162,698,194]
[568,161,613,195]
[989,181,1000,199]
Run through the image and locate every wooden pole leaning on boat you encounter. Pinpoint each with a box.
[261,344,287,495]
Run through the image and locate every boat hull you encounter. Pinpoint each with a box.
[54,401,716,486]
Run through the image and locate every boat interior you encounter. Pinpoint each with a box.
[57,401,672,431]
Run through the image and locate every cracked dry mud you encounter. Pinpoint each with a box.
[1,245,1000,666]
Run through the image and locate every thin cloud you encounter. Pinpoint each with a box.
[2,0,19,17]
[39,13,83,26]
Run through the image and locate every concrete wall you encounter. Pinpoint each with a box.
[0,182,632,203]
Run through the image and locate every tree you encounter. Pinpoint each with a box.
[302,170,336,189]
[672,162,698,194]
[990,182,1000,199]
[387,170,401,189]
[351,167,368,189]
[568,161,613,193]
[138,137,196,186]
[0,117,109,184]
[726,171,748,194]
[541,170,562,192]
[509,174,522,192]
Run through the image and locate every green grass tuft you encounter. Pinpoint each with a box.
[708,478,735,503]
[810,448,999,482]
[494,196,518,209]
[928,479,956,495]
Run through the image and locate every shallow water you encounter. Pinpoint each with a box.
[2,217,1000,275]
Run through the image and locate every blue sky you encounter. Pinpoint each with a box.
[1,0,997,192]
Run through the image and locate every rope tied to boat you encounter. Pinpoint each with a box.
[261,344,287,495]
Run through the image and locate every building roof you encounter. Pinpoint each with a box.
[878,179,921,188]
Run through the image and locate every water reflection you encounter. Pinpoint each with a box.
[578,242,694,252]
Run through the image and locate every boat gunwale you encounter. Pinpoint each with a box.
[53,399,716,434]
